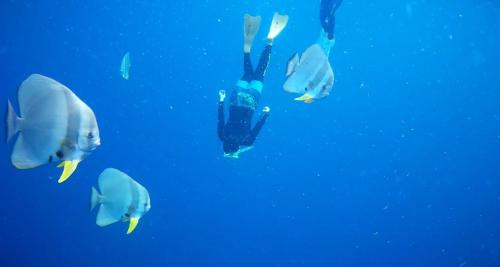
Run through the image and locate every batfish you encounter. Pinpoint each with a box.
[6,74,101,183]
[91,168,151,234]
[283,44,334,104]
[120,52,131,80]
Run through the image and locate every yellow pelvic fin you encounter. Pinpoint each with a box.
[127,217,140,235]
[57,160,81,183]
[294,94,314,104]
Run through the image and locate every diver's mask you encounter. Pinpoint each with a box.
[223,146,254,159]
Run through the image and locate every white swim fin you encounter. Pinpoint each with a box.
[243,14,261,53]
[267,12,289,41]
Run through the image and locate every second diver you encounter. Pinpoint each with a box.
[218,13,288,158]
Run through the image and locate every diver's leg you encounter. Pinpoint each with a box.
[253,45,272,82]
[241,14,261,81]
[320,0,343,40]
[241,53,254,81]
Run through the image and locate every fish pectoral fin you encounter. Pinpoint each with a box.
[127,217,140,235]
[294,94,314,103]
[57,160,81,183]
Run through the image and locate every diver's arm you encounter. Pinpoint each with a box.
[248,107,270,144]
[217,90,226,141]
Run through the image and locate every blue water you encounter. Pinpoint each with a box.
[1,1,499,266]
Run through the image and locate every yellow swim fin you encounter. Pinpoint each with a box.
[294,94,314,104]
[127,217,140,235]
[57,160,81,183]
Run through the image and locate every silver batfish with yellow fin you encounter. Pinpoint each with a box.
[90,168,151,235]
[6,74,101,183]
[283,44,334,104]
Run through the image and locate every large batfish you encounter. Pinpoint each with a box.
[91,168,151,234]
[120,52,131,80]
[283,44,334,104]
[6,74,101,183]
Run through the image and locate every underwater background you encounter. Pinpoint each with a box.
[1,0,499,266]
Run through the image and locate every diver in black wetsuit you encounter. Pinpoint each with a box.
[218,13,288,158]
[320,0,343,40]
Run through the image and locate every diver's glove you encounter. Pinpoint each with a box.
[262,106,270,113]
[219,90,226,102]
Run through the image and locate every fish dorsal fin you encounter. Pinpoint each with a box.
[18,74,71,118]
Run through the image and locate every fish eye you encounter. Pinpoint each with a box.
[87,132,94,139]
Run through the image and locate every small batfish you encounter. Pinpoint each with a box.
[283,44,334,104]
[120,52,131,80]
[6,74,101,183]
[90,168,151,235]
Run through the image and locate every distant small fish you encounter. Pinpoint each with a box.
[91,168,151,234]
[6,74,101,183]
[120,52,131,80]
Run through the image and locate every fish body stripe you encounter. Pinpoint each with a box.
[61,91,81,156]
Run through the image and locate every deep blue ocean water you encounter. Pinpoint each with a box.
[1,0,499,266]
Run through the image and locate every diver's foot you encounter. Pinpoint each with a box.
[267,12,289,42]
[243,14,261,53]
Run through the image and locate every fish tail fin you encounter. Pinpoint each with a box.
[6,100,21,143]
[57,160,81,183]
[90,186,102,211]
[294,94,314,104]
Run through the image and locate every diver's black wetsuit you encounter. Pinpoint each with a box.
[218,46,271,150]
[320,0,343,39]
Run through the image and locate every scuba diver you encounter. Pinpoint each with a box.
[318,0,343,56]
[320,0,343,40]
[218,13,289,158]
[283,0,343,103]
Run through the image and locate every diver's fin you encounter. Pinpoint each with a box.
[294,94,314,104]
[243,14,261,53]
[6,100,21,143]
[127,217,140,234]
[286,53,300,77]
[90,187,102,211]
[57,160,80,183]
[267,12,289,41]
